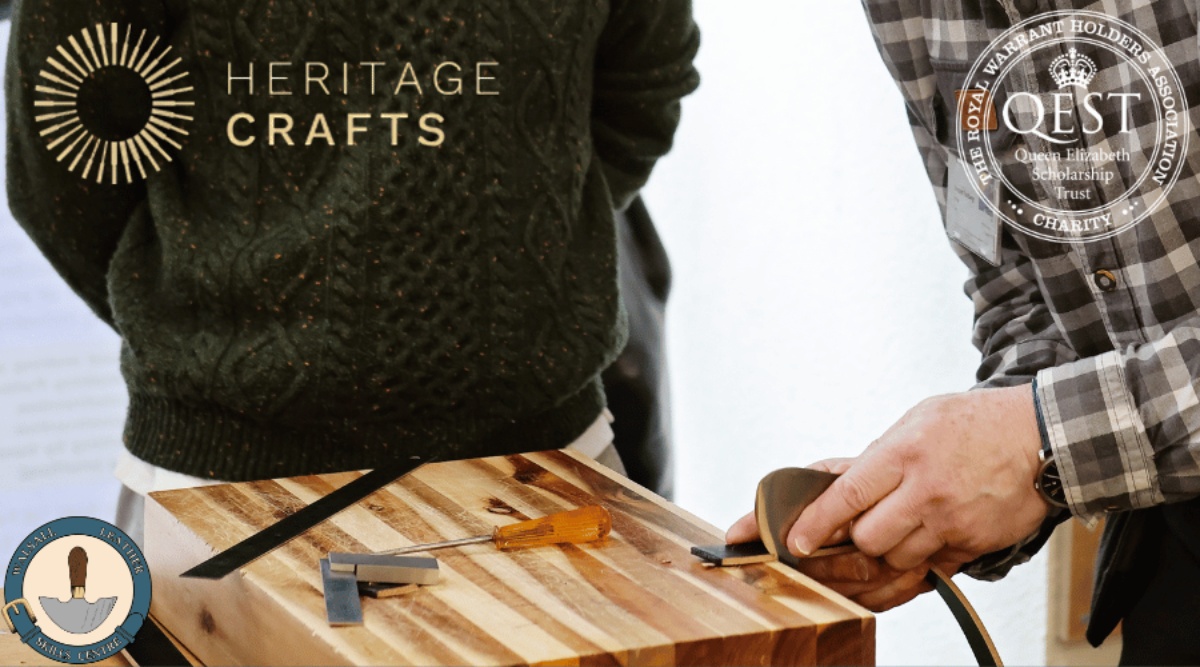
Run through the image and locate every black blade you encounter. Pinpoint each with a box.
[181,457,431,580]
[691,541,775,566]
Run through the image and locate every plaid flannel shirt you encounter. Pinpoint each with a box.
[862,0,1200,578]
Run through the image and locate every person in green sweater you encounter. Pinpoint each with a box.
[6,0,699,541]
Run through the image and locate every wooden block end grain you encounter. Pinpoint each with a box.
[146,451,874,666]
[145,491,360,666]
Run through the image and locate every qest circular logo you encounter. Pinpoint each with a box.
[34,23,194,185]
[956,10,1188,242]
[3,518,151,664]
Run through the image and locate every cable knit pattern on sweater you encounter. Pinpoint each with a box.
[5,0,699,480]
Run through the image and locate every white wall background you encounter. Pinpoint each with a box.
[643,2,1048,665]
[0,24,129,572]
[0,3,1050,665]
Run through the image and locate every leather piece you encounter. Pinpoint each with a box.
[755,468,839,569]
[927,568,1002,666]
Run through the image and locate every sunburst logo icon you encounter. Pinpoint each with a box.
[34,23,194,185]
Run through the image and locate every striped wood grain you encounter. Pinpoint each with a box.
[145,450,873,666]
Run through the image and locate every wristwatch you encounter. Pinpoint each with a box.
[1035,446,1069,509]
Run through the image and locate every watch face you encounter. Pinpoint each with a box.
[1037,456,1069,508]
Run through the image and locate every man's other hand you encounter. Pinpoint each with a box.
[787,385,1049,571]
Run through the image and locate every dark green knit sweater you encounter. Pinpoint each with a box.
[5,0,699,480]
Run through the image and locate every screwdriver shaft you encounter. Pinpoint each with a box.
[377,535,491,557]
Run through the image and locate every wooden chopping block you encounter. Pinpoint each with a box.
[145,450,873,666]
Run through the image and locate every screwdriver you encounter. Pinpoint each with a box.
[375,505,612,556]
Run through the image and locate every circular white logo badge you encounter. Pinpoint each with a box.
[956,10,1188,242]
[3,517,151,664]
[34,23,194,185]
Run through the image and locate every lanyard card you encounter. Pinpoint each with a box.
[946,155,1002,266]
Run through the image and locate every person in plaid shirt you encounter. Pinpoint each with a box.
[726,1,1200,662]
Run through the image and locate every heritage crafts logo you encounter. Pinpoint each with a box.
[223,60,499,148]
[3,517,151,664]
[35,24,194,185]
[33,23,501,184]
[956,11,1188,242]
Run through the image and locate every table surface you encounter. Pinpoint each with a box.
[0,590,197,667]
[145,450,874,666]
[0,610,131,667]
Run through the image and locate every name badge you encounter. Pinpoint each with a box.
[946,155,1002,266]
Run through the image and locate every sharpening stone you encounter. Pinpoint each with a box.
[328,553,441,585]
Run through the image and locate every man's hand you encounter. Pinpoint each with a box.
[788,385,1049,571]
[725,458,942,612]
[727,507,940,611]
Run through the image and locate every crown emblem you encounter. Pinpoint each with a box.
[1049,48,1097,89]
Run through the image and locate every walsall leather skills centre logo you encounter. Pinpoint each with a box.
[34,23,194,185]
[956,10,1188,242]
[3,517,151,664]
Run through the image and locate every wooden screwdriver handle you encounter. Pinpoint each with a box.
[492,505,612,550]
[68,547,88,592]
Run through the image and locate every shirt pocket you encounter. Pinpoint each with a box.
[929,58,1017,157]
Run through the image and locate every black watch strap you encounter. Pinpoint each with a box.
[1031,378,1069,509]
